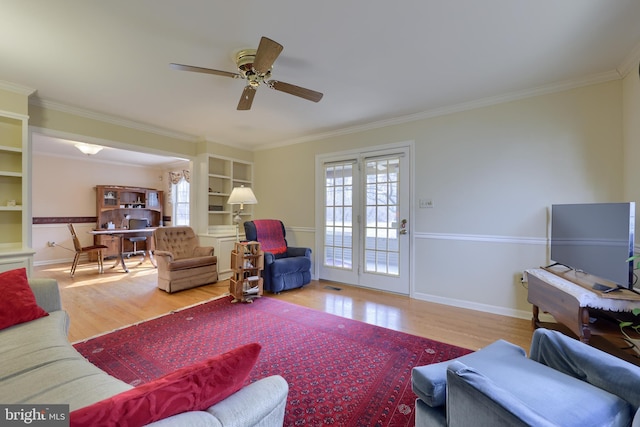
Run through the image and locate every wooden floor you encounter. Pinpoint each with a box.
[33,258,535,351]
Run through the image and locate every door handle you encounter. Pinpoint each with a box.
[399,219,408,235]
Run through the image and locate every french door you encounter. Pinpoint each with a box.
[318,145,411,294]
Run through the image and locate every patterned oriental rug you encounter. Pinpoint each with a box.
[74,296,471,426]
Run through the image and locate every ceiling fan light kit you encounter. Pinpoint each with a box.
[171,36,323,110]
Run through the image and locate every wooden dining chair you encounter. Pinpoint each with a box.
[68,223,109,277]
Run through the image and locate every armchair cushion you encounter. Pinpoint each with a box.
[446,362,558,427]
[446,359,632,427]
[412,339,520,407]
[530,328,640,412]
[163,256,217,272]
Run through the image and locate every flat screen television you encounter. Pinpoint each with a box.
[550,202,636,291]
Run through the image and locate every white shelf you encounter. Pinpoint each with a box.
[202,154,254,229]
[0,144,21,153]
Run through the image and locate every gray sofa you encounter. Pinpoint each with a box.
[412,328,640,427]
[0,278,288,426]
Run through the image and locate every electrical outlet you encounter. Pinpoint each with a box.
[47,241,56,247]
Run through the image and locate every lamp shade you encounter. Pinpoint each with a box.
[75,143,103,155]
[227,185,258,208]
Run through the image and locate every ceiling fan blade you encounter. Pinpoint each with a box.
[268,80,323,103]
[237,86,257,110]
[252,37,283,74]
[170,63,240,79]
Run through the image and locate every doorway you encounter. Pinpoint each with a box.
[316,143,412,294]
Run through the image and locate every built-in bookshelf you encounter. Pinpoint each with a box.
[197,154,254,280]
[0,105,33,273]
[203,155,254,227]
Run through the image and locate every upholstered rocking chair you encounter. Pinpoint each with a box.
[244,219,312,293]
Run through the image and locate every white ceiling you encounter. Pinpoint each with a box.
[3,0,640,159]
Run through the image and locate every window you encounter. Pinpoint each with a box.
[172,178,189,225]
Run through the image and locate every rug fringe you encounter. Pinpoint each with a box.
[71,293,231,344]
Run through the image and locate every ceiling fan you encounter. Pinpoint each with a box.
[170,36,323,111]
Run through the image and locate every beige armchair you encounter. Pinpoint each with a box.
[153,226,218,293]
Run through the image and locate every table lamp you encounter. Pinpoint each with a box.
[227,185,258,241]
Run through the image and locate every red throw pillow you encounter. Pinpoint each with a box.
[0,268,49,330]
[70,343,262,427]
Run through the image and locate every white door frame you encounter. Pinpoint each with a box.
[315,141,415,295]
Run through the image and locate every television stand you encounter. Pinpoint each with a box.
[526,267,640,364]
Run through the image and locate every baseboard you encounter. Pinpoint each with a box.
[412,291,531,320]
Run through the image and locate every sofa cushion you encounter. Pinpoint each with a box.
[0,268,48,330]
[70,343,262,427]
[0,311,131,410]
[412,339,524,407]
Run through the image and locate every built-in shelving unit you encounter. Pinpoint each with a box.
[197,154,254,280]
[0,105,33,274]
[204,155,254,227]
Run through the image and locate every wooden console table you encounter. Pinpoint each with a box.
[526,267,640,344]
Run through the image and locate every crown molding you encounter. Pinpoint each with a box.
[617,40,640,78]
[29,98,199,143]
[24,67,625,153]
[257,69,622,151]
[0,79,36,96]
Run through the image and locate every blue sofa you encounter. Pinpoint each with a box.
[412,328,640,426]
[244,220,312,293]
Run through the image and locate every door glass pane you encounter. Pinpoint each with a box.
[324,163,353,270]
[364,157,400,276]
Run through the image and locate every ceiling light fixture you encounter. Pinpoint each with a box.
[75,143,103,156]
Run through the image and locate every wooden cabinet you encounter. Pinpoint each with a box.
[94,185,163,257]
[199,229,240,280]
[0,86,34,274]
[230,241,263,303]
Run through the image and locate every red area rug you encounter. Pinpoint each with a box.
[74,296,471,426]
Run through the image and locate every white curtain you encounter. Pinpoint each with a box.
[167,170,190,204]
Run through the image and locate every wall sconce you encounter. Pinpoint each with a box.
[75,142,103,156]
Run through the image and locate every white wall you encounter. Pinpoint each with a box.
[253,80,624,318]
[32,153,170,265]
[623,64,640,204]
